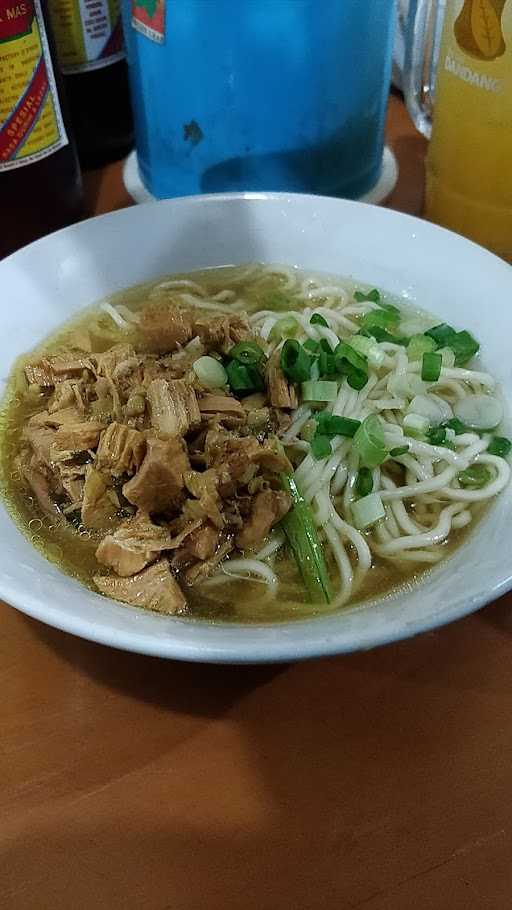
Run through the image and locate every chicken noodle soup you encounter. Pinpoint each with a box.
[1,265,510,622]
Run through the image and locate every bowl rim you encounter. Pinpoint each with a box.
[2,190,512,662]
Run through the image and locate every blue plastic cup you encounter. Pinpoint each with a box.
[123,0,396,200]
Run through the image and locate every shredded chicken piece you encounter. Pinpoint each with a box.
[184,469,224,528]
[184,540,233,586]
[48,379,86,414]
[57,463,86,505]
[266,351,298,408]
[183,523,220,561]
[24,355,92,387]
[52,421,104,454]
[140,303,194,353]
[81,467,119,530]
[191,313,252,354]
[94,344,136,379]
[96,513,202,576]
[236,489,291,550]
[94,559,186,614]
[96,422,146,477]
[29,407,83,427]
[198,395,246,418]
[123,435,190,513]
[12,298,302,617]
[22,424,55,468]
[147,378,200,437]
[16,452,59,516]
[96,515,173,576]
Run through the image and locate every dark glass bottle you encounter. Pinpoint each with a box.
[48,0,133,169]
[0,0,83,259]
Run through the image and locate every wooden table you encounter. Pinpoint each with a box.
[3,95,512,910]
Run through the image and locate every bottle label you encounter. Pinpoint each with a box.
[131,0,164,44]
[50,0,125,73]
[0,0,68,172]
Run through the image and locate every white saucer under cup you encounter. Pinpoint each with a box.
[123,146,398,207]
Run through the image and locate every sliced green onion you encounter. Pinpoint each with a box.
[346,368,368,391]
[437,346,456,367]
[225,360,264,395]
[350,334,385,367]
[427,426,447,446]
[390,445,409,457]
[310,313,328,327]
[449,330,480,366]
[355,467,373,498]
[310,359,320,381]
[335,342,368,391]
[458,464,492,489]
[488,436,512,458]
[361,308,399,332]
[403,413,429,438]
[229,340,266,365]
[354,288,380,303]
[425,323,456,347]
[352,492,385,530]
[380,302,401,315]
[421,351,442,382]
[311,435,332,460]
[303,338,320,354]
[280,474,332,604]
[320,338,335,353]
[424,324,480,366]
[280,340,313,383]
[358,326,407,345]
[353,415,387,468]
[318,350,337,376]
[192,355,227,389]
[443,417,467,435]
[269,315,298,341]
[315,413,361,438]
[301,380,338,402]
[407,334,436,361]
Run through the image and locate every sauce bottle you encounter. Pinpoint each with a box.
[48,0,133,169]
[0,0,83,259]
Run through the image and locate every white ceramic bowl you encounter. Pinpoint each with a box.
[2,193,512,663]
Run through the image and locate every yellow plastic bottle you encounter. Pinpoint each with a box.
[405,0,512,261]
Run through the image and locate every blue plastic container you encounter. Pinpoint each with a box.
[123,0,396,200]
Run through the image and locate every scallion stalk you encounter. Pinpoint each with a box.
[488,436,512,458]
[355,467,373,498]
[311,435,332,460]
[280,340,313,383]
[280,474,332,604]
[301,380,338,402]
[421,351,442,382]
[407,334,436,361]
[458,464,492,489]
[228,340,266,365]
[310,313,329,327]
[353,415,387,468]
[352,492,386,530]
[315,413,361,438]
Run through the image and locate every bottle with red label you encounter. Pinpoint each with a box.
[48,0,133,168]
[0,0,83,259]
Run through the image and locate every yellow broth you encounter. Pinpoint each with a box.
[0,265,487,623]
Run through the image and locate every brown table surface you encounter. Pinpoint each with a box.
[3,95,512,910]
